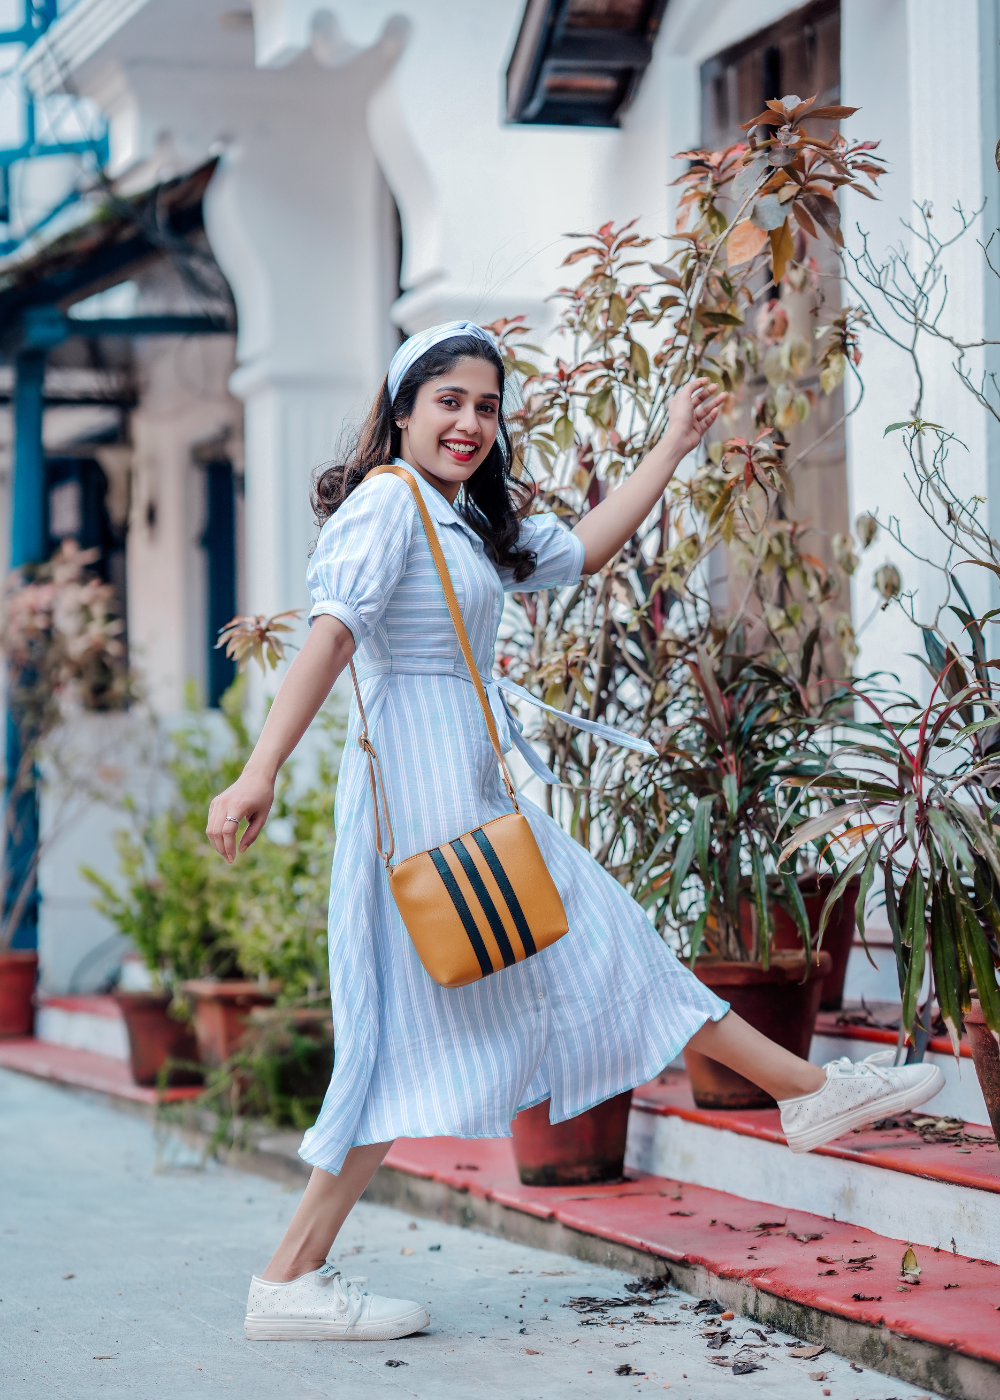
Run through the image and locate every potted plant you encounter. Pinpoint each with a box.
[486,94,880,1152]
[769,870,862,1011]
[187,614,341,1067]
[648,644,838,1108]
[84,681,259,1078]
[786,592,1000,1141]
[87,624,343,1081]
[0,542,132,1036]
[510,1091,633,1185]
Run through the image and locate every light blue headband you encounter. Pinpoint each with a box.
[386,320,496,402]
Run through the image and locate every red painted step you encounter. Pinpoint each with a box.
[383,1132,1000,1367]
[814,1009,975,1060]
[633,1070,1000,1195]
[0,1037,201,1104]
[36,993,125,1019]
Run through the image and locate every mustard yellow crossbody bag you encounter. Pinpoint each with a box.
[348,464,568,988]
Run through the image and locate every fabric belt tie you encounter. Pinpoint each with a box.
[349,665,657,788]
[484,676,657,787]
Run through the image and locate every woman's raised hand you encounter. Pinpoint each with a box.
[207,770,275,864]
[664,377,726,460]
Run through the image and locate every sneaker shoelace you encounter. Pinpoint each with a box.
[827,1054,893,1085]
[317,1265,367,1328]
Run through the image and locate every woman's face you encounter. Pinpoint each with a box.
[396,356,501,498]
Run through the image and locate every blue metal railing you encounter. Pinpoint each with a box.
[0,0,109,255]
[2,3,110,950]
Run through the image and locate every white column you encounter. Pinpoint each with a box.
[196,43,400,633]
[253,1,630,335]
[233,378,345,621]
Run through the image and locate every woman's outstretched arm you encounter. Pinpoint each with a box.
[206,615,355,863]
[571,377,725,575]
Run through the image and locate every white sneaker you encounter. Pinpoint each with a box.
[244,1264,430,1341]
[778,1050,945,1154]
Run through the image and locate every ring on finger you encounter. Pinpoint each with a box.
[224,815,240,823]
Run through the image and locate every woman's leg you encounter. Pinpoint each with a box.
[261,1141,393,1282]
[687,1011,826,1100]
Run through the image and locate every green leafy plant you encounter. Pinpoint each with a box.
[488,94,880,932]
[198,1009,335,1147]
[783,580,1000,1049]
[634,641,844,963]
[83,679,342,1004]
[83,682,252,987]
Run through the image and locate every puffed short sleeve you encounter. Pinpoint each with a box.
[306,475,415,642]
[496,512,585,592]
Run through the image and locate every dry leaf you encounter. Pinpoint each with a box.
[524,1348,542,1355]
[216,609,302,673]
[400,1246,414,1255]
[770,218,795,284]
[809,1371,829,1381]
[788,1345,826,1359]
[727,220,768,267]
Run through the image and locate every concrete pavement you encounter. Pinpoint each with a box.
[1,1068,942,1399]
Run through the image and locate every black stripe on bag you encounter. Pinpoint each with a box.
[470,828,537,957]
[450,839,518,968]
[428,847,494,977]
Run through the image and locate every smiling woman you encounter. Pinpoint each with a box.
[205,319,943,1348]
[312,323,538,584]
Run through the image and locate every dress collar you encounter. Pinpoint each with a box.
[392,458,482,544]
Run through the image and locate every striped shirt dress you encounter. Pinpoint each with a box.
[298,465,728,1175]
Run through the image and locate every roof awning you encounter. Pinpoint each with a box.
[0,159,233,358]
[507,0,668,127]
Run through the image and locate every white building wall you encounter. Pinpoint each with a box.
[14,0,1000,988]
[22,0,1000,662]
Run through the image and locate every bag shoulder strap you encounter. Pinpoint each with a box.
[348,464,519,870]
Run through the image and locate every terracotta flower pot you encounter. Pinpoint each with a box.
[114,989,202,1086]
[0,950,38,1038]
[510,1090,633,1186]
[180,979,276,1067]
[684,949,832,1109]
[963,998,1000,1148]
[771,874,862,1011]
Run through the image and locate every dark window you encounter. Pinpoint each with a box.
[45,455,127,636]
[201,457,237,708]
[699,2,850,655]
[700,0,840,149]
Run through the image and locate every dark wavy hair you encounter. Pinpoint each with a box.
[311,335,537,582]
